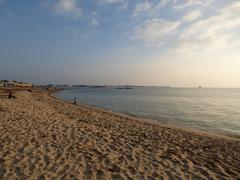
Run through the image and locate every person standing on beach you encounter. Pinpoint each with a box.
[8,92,13,99]
[73,97,77,104]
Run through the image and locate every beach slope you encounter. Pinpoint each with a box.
[0,89,239,179]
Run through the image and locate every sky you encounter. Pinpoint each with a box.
[0,0,240,87]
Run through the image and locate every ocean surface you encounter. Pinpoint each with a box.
[54,87,240,136]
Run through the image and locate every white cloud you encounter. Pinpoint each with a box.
[182,10,201,22]
[98,0,128,10]
[133,19,180,44]
[131,1,240,55]
[144,0,171,17]
[90,11,99,27]
[158,0,171,8]
[91,18,99,27]
[55,0,82,18]
[133,1,151,16]
[173,0,213,10]
[99,0,125,4]
[221,1,240,16]
[177,1,240,54]
[120,1,128,10]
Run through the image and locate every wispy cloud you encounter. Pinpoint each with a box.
[90,11,99,27]
[41,0,239,56]
[181,9,201,22]
[54,0,82,18]
[91,18,99,27]
[119,0,128,10]
[131,1,240,56]
[178,1,240,54]
[158,0,171,8]
[132,1,151,16]
[98,0,128,10]
[98,0,125,5]
[133,19,180,44]
[173,0,213,10]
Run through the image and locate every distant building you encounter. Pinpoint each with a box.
[0,80,8,86]
[4,81,17,87]
[0,80,33,87]
[16,82,33,87]
[0,80,8,87]
[0,81,5,87]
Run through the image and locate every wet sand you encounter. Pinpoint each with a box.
[0,88,240,179]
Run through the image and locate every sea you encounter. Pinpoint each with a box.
[53,86,240,137]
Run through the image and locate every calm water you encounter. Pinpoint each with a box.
[54,87,240,136]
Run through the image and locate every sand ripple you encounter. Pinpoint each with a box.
[0,89,239,179]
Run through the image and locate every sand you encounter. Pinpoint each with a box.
[0,88,239,179]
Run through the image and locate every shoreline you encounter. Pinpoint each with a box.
[0,88,240,179]
[51,89,240,140]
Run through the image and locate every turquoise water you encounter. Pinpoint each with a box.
[54,87,240,136]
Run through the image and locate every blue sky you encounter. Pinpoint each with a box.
[0,0,240,87]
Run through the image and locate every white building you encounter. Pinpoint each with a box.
[0,80,33,87]
[0,80,8,87]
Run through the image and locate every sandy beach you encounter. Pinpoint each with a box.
[0,88,239,179]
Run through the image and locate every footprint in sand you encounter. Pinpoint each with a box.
[0,167,6,179]
[95,169,104,180]
[84,164,93,179]
[112,173,124,180]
